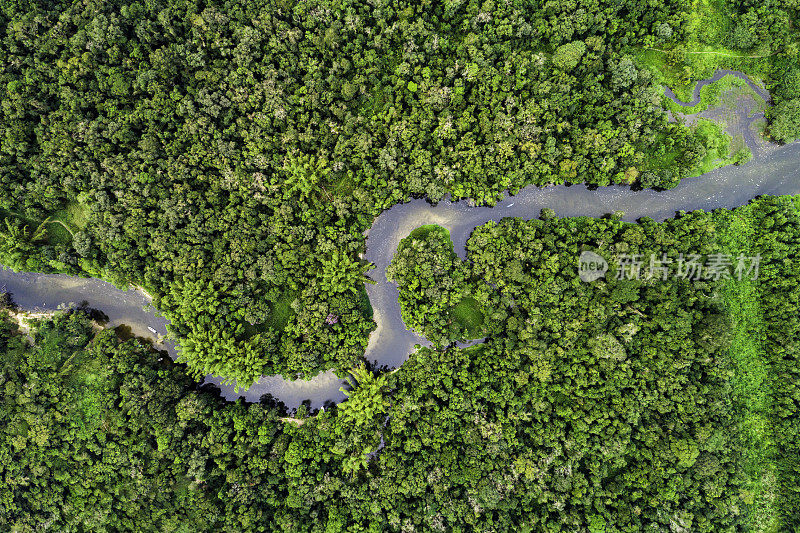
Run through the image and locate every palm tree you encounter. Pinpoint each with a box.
[320,250,375,294]
[282,153,333,201]
[339,364,388,428]
[0,217,48,255]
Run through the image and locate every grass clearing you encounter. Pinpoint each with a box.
[45,221,74,245]
[2,201,90,247]
[46,201,91,245]
[329,172,356,198]
[357,283,373,319]
[716,208,778,532]
[266,291,298,333]
[449,296,485,339]
[0,208,70,246]
[407,224,452,244]
[52,201,89,230]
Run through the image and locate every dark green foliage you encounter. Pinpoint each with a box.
[0,0,725,384]
[0,310,278,530]
[0,0,799,526]
[1,195,800,530]
[768,98,800,143]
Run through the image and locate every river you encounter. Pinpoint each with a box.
[2,72,799,409]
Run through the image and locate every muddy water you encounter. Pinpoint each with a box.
[0,271,171,347]
[2,72,799,409]
[0,269,348,409]
[362,140,800,369]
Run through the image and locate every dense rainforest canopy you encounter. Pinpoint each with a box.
[2,195,800,531]
[1,0,800,529]
[0,0,798,384]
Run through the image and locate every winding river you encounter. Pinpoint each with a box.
[2,71,799,409]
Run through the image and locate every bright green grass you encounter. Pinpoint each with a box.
[46,201,90,245]
[239,291,298,340]
[408,224,452,244]
[266,291,298,332]
[716,208,778,532]
[1,203,87,246]
[0,208,68,246]
[357,283,373,319]
[687,118,750,177]
[52,201,89,230]
[400,224,457,260]
[449,297,484,339]
[635,0,773,89]
[45,221,73,245]
[329,172,356,198]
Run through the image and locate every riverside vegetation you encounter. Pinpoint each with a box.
[2,195,800,531]
[1,0,800,530]
[0,0,798,386]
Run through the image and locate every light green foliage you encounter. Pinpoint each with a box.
[387,225,485,344]
[281,153,329,201]
[338,365,388,428]
[320,251,375,295]
[687,118,748,177]
[552,40,587,71]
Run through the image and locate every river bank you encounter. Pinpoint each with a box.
[1,72,799,410]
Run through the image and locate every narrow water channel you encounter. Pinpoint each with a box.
[2,73,799,409]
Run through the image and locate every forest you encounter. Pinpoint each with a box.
[2,194,800,531]
[0,0,797,385]
[1,0,800,529]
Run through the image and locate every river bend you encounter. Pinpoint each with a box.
[2,71,799,409]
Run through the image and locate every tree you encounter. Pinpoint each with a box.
[552,40,586,71]
[769,98,800,143]
[320,251,375,295]
[611,56,638,90]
